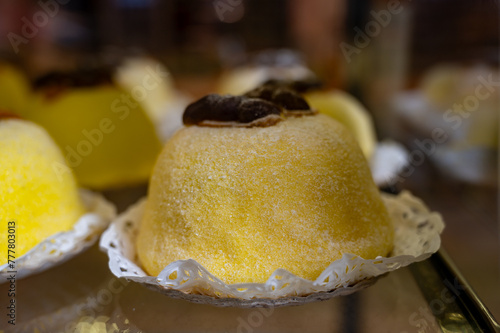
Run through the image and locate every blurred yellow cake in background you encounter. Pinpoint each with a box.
[115,57,176,124]
[217,49,317,95]
[305,90,377,160]
[24,69,163,189]
[0,117,85,265]
[114,57,190,141]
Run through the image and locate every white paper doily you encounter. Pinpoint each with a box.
[370,141,409,187]
[0,190,116,281]
[100,191,444,307]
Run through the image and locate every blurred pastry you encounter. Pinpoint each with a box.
[24,68,163,190]
[217,49,317,95]
[0,115,85,264]
[115,57,175,123]
[115,56,190,141]
[0,61,30,115]
[305,89,377,160]
[391,64,498,185]
[136,87,393,284]
[421,64,499,149]
[420,64,466,110]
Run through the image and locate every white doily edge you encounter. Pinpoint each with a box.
[100,190,444,302]
[0,189,116,281]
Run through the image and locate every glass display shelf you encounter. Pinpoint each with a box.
[1,240,498,333]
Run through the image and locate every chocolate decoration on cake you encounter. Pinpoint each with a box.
[33,68,114,100]
[0,111,22,120]
[183,83,316,127]
[183,93,282,127]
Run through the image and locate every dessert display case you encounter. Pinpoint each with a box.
[0,0,498,332]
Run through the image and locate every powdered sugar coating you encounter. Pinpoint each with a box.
[137,114,393,284]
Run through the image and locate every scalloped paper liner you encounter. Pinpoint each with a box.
[0,189,116,281]
[100,191,444,307]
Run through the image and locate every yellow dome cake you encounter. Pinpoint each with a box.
[24,69,163,189]
[0,116,85,265]
[136,87,393,284]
